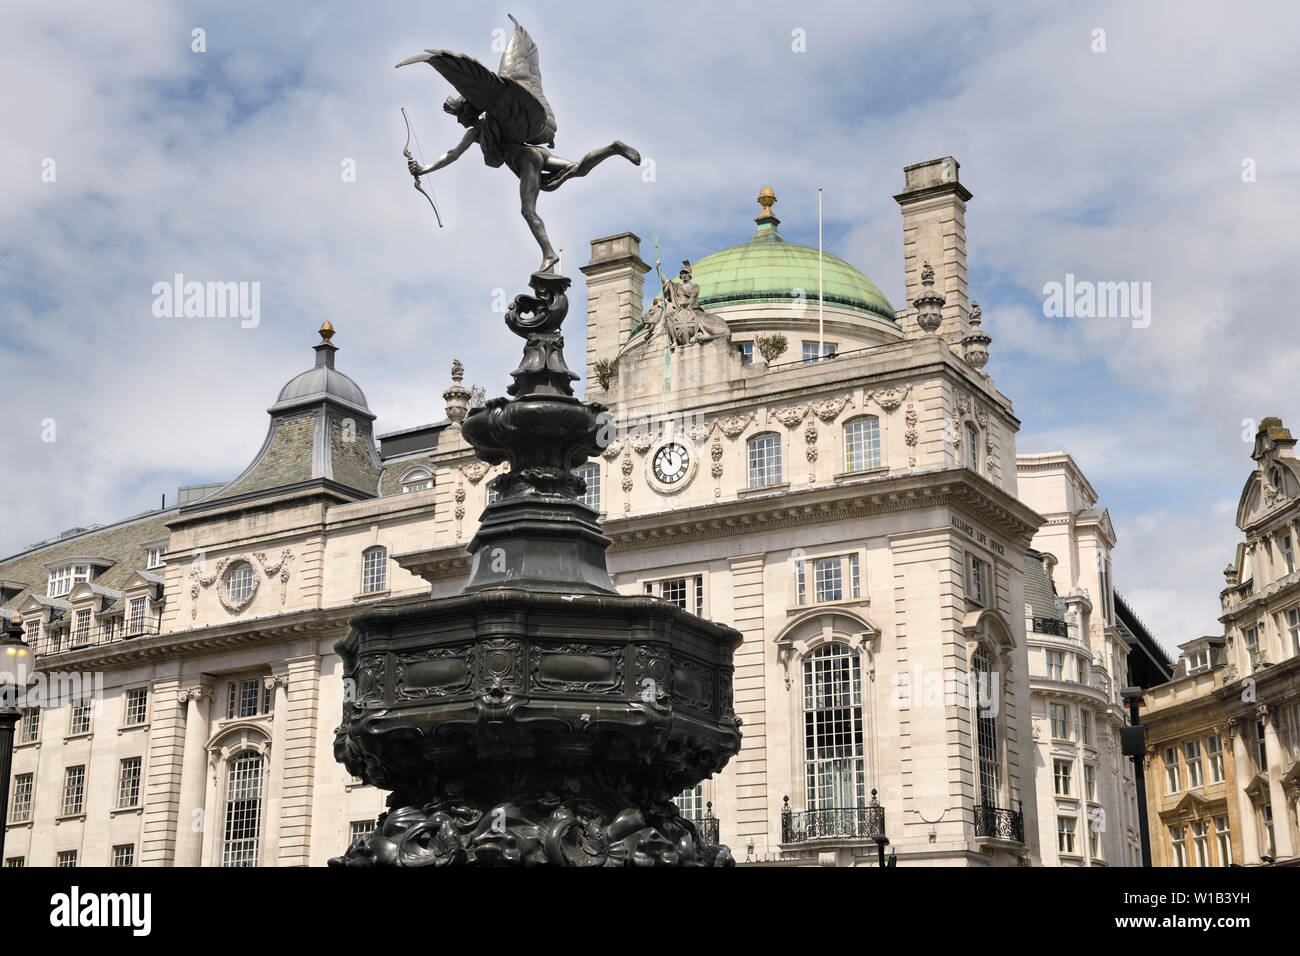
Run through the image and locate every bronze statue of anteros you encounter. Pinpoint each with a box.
[398,15,641,274]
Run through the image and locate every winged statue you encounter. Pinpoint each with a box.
[398,15,641,274]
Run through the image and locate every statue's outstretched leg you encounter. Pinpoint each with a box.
[519,151,559,273]
[539,142,641,193]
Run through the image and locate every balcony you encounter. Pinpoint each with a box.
[781,797,886,843]
[973,803,1024,843]
[1032,617,1070,638]
[31,619,161,656]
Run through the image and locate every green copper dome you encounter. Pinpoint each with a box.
[681,209,896,322]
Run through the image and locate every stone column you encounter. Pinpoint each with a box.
[278,653,322,866]
[139,676,184,865]
[1262,707,1296,859]
[262,670,291,863]
[579,232,648,399]
[173,681,213,866]
[1230,726,1261,864]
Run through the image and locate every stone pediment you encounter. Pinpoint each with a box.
[1243,772,1271,805]
[1159,790,1212,822]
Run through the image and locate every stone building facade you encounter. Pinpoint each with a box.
[2,156,1164,867]
[1142,418,1300,867]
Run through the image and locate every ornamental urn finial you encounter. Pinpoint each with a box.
[913,261,945,334]
[442,358,472,424]
[962,299,992,371]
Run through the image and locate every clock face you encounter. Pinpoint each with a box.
[652,442,690,485]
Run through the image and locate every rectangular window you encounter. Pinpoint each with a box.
[1057,817,1076,854]
[9,773,33,823]
[575,463,601,511]
[4,858,22,868]
[73,608,91,645]
[848,553,861,599]
[801,341,837,363]
[63,766,86,816]
[1165,746,1181,793]
[747,434,783,488]
[1045,650,1064,681]
[795,559,806,606]
[1256,720,1268,771]
[240,679,261,718]
[1187,648,1210,672]
[57,850,78,868]
[47,565,90,598]
[1050,704,1069,740]
[1245,626,1259,655]
[965,425,981,472]
[70,699,92,735]
[1084,764,1097,801]
[1282,535,1296,575]
[350,819,376,844]
[1089,818,1101,859]
[112,844,135,867]
[967,554,990,607]
[1215,816,1232,866]
[19,707,39,743]
[1081,710,1094,747]
[1184,740,1204,788]
[117,757,142,808]
[146,547,166,570]
[1206,734,1224,783]
[1053,759,1072,796]
[844,417,881,473]
[124,687,148,726]
[1287,608,1300,656]
[361,548,387,594]
[659,578,687,610]
[676,784,705,821]
[736,342,753,364]
[814,558,843,603]
[1192,820,1209,867]
[127,597,148,636]
[1170,825,1187,867]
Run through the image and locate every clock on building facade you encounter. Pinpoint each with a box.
[647,439,696,493]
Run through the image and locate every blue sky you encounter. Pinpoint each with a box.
[2,0,1298,654]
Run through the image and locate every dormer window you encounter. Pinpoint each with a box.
[1186,649,1211,673]
[146,548,166,570]
[400,467,434,494]
[48,564,91,598]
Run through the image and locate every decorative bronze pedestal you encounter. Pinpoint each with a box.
[330,273,742,866]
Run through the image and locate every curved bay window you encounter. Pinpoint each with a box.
[803,644,865,827]
[221,751,264,867]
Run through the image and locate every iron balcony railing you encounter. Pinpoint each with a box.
[30,618,161,656]
[1031,617,1069,638]
[973,802,1025,843]
[682,802,720,846]
[781,795,886,843]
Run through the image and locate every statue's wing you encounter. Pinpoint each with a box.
[397,41,555,147]
[495,15,557,146]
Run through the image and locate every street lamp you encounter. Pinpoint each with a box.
[0,614,30,863]
[1119,686,1152,867]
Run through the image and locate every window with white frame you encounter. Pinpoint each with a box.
[747,432,783,488]
[227,678,268,720]
[127,597,149,636]
[112,844,135,867]
[1244,625,1260,656]
[814,558,842,603]
[47,564,91,598]
[19,707,39,743]
[972,646,1001,805]
[1191,820,1209,866]
[1081,710,1094,747]
[1088,817,1102,858]
[1287,608,1300,656]
[964,424,981,473]
[1206,734,1224,783]
[1215,816,1232,865]
[70,699,92,735]
[1186,648,1211,672]
[802,341,837,363]
[1255,720,1268,771]
[574,462,601,511]
[1045,649,1064,681]
[73,608,91,645]
[843,416,881,473]
[1164,746,1181,793]
[4,857,23,868]
[967,554,990,607]
[1050,703,1069,740]
[487,485,501,504]
[124,687,148,726]
[1262,805,1276,857]
[399,467,434,494]
[1057,817,1076,854]
[803,644,865,811]
[350,819,376,844]
[224,562,255,606]
[63,765,86,815]
[796,554,861,606]
[9,773,33,823]
[146,547,166,569]
[677,784,704,821]
[1282,534,1296,576]
[221,751,264,867]
[1053,759,1073,796]
[1184,740,1204,789]
[644,576,703,616]
[736,342,753,364]
[117,757,142,808]
[361,546,387,594]
[57,850,78,868]
[1170,824,1187,866]
[1084,763,1097,801]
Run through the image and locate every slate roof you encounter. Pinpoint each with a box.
[1023,549,1062,621]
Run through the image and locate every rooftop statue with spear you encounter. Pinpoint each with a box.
[397,14,641,275]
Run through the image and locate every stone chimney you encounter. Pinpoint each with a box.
[895,157,973,341]
[579,232,649,399]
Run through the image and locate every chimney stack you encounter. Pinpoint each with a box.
[895,157,973,341]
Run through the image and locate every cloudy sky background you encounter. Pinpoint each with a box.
[2,0,1297,655]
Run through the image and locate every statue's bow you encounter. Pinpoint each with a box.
[402,107,443,228]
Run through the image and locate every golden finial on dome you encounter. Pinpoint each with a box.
[757,186,777,218]
[318,320,335,343]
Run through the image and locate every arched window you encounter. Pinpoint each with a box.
[361,546,387,594]
[400,466,434,494]
[802,644,864,811]
[844,416,881,472]
[964,424,981,473]
[574,462,600,511]
[221,751,264,867]
[971,645,1000,807]
[747,432,783,488]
